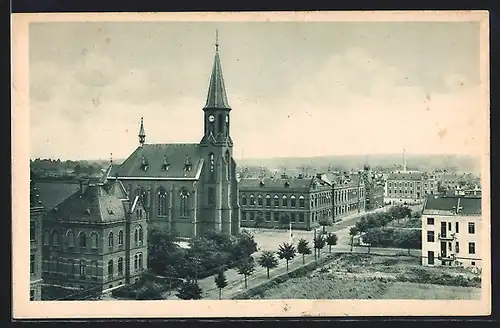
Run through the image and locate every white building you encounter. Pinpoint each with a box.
[421,195,482,270]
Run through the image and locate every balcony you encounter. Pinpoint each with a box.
[438,253,456,261]
[438,233,456,241]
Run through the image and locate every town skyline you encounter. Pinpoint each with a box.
[30,21,483,161]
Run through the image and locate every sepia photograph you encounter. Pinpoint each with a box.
[12,11,490,318]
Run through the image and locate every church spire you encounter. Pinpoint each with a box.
[204,30,231,110]
[138,117,146,147]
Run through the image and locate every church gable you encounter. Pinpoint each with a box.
[111,143,204,180]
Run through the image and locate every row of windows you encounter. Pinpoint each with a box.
[388,182,421,188]
[42,227,144,249]
[334,188,363,203]
[426,218,476,234]
[42,253,144,278]
[153,189,190,218]
[241,211,306,223]
[425,236,476,255]
[241,194,306,208]
[388,189,421,194]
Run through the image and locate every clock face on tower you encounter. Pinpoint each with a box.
[208,115,215,123]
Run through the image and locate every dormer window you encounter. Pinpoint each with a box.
[259,181,265,187]
[162,155,170,171]
[140,156,149,171]
[107,208,114,215]
[284,181,290,187]
[184,156,192,172]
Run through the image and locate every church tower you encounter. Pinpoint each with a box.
[200,30,239,235]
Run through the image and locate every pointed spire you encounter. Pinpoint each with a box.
[138,117,146,146]
[110,153,113,165]
[204,30,231,110]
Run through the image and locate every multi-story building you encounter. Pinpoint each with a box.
[362,164,385,210]
[41,178,148,296]
[422,172,438,196]
[421,195,482,269]
[30,178,44,301]
[105,37,240,238]
[238,174,333,230]
[329,173,365,220]
[384,171,424,205]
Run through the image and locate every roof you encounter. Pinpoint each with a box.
[30,178,43,209]
[204,51,230,110]
[34,181,81,211]
[239,176,330,192]
[422,195,481,216]
[325,173,363,188]
[387,171,423,181]
[46,181,132,223]
[109,143,203,180]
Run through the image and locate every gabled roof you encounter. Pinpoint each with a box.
[387,171,423,181]
[422,195,481,216]
[46,181,132,223]
[325,173,363,188]
[109,143,203,180]
[34,181,81,211]
[204,51,230,110]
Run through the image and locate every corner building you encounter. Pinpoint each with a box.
[107,41,240,238]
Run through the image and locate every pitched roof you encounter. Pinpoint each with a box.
[109,143,203,180]
[30,178,43,209]
[325,173,363,188]
[422,195,482,216]
[34,181,81,211]
[387,171,423,181]
[46,181,131,223]
[239,176,329,192]
[204,51,230,110]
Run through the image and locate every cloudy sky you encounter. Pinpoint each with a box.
[29,21,483,160]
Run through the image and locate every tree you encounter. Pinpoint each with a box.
[176,279,202,300]
[278,213,291,229]
[297,238,312,264]
[237,257,255,289]
[325,233,338,253]
[349,226,358,252]
[232,231,258,260]
[214,269,228,300]
[318,217,333,234]
[313,235,326,259]
[277,242,296,271]
[361,230,374,254]
[258,251,279,279]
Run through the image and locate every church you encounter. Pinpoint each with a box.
[104,35,240,238]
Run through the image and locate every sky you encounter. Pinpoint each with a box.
[29,21,484,160]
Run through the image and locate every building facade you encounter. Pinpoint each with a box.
[328,173,365,220]
[42,179,148,296]
[238,174,333,230]
[362,165,385,210]
[106,40,240,238]
[421,195,482,270]
[30,178,44,301]
[384,171,424,205]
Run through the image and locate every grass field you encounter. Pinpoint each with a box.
[249,253,481,300]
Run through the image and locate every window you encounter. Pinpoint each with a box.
[241,211,246,221]
[428,251,435,265]
[30,254,35,274]
[79,261,86,277]
[43,230,50,246]
[455,222,459,234]
[468,242,476,254]
[79,232,87,248]
[30,290,35,301]
[67,230,75,248]
[299,213,305,223]
[157,188,168,217]
[209,153,215,174]
[241,195,247,206]
[273,195,279,207]
[139,226,143,243]
[290,195,296,207]
[273,213,279,222]
[471,261,476,266]
[249,212,254,221]
[265,212,271,222]
[251,195,257,206]
[448,222,452,231]
[118,230,123,246]
[134,255,138,270]
[180,189,190,217]
[455,242,460,253]
[118,257,123,275]
[266,195,271,207]
[52,231,59,247]
[282,195,288,207]
[134,229,138,245]
[427,231,435,242]
[138,253,143,269]
[90,232,98,249]
[448,242,452,251]
[468,222,475,234]
[108,232,114,248]
[108,260,113,278]
[290,213,296,223]
[69,259,75,277]
[299,195,305,208]
[30,221,36,242]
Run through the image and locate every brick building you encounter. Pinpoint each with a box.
[361,164,385,210]
[327,173,365,220]
[238,174,333,230]
[421,195,482,270]
[30,178,44,301]
[384,171,424,205]
[106,37,240,238]
[41,179,148,295]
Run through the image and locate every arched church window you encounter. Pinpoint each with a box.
[180,189,190,218]
[299,195,305,208]
[282,195,288,207]
[157,188,168,217]
[249,194,255,206]
[265,194,271,207]
[290,195,297,208]
[257,194,263,206]
[273,194,279,207]
[241,194,247,206]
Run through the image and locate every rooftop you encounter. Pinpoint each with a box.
[422,195,482,216]
[387,171,423,181]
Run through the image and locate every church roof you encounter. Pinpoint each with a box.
[109,143,204,180]
[46,181,132,223]
[34,180,81,211]
[204,51,230,110]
